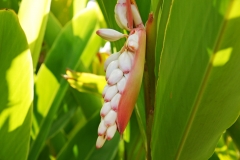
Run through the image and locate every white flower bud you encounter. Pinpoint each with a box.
[104,110,117,126]
[115,3,129,30]
[117,77,126,94]
[102,85,110,97]
[118,51,132,73]
[107,69,123,85]
[111,93,121,111]
[104,52,120,71]
[100,102,111,117]
[106,60,119,80]
[96,135,106,148]
[124,73,129,80]
[127,32,139,52]
[104,85,118,102]
[131,4,143,27]
[106,123,117,140]
[98,120,107,136]
[96,29,127,41]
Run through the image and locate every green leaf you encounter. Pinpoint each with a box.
[228,116,240,151]
[152,0,240,159]
[18,0,52,70]
[29,7,100,160]
[0,9,33,160]
[44,12,62,48]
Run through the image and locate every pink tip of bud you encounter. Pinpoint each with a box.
[100,102,112,117]
[104,110,117,126]
[98,120,107,135]
[106,123,117,140]
[104,85,118,102]
[111,93,121,111]
[107,69,123,85]
[96,136,106,148]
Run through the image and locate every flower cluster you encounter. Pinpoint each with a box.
[96,0,146,148]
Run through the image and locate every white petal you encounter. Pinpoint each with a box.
[114,3,129,30]
[102,85,110,97]
[104,85,118,102]
[100,102,111,117]
[117,77,126,94]
[124,73,129,80]
[127,32,139,52]
[127,51,134,63]
[96,136,106,148]
[106,60,119,80]
[96,29,126,41]
[104,110,117,126]
[104,52,120,71]
[107,69,123,85]
[98,120,107,136]
[111,93,121,111]
[131,4,143,27]
[118,51,132,73]
[106,123,117,140]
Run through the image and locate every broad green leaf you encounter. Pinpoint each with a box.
[152,0,240,159]
[57,113,120,160]
[44,12,62,48]
[29,8,100,160]
[0,9,33,160]
[0,0,21,12]
[18,0,52,70]
[73,0,88,16]
[135,0,150,24]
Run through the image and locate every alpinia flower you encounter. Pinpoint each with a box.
[96,0,145,148]
[96,28,146,148]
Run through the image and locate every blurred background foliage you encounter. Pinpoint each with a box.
[0,0,240,160]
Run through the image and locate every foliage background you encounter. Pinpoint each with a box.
[0,0,240,160]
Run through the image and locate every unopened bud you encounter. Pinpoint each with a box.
[100,102,111,117]
[104,85,118,102]
[104,52,120,71]
[115,2,129,30]
[106,123,117,140]
[131,5,143,27]
[104,110,117,126]
[96,29,127,41]
[107,69,123,85]
[118,51,132,73]
[98,120,107,136]
[127,32,139,52]
[96,136,106,148]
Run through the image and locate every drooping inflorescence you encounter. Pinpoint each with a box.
[96,0,146,148]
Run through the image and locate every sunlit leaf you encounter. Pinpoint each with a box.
[29,7,100,160]
[0,9,33,160]
[18,0,51,70]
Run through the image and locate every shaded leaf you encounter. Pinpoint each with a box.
[152,0,240,159]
